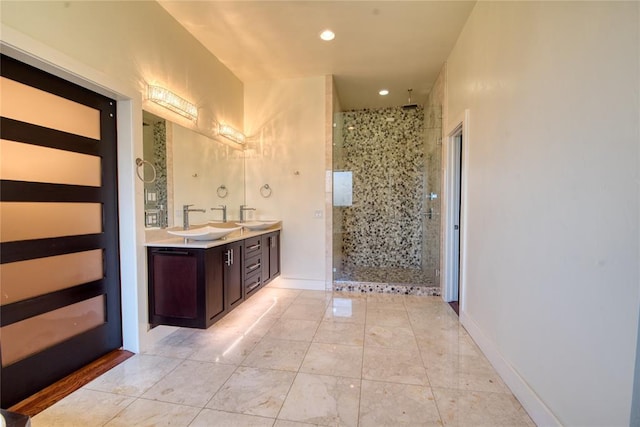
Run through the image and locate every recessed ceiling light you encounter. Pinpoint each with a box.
[379,89,389,96]
[320,29,335,41]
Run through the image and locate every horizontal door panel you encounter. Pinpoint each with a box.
[0,77,100,140]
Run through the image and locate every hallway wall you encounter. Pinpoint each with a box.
[446,2,639,425]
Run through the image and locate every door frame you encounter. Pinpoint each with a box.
[442,109,469,306]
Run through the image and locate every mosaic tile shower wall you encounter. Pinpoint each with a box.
[339,107,425,269]
[152,119,168,217]
[143,117,168,228]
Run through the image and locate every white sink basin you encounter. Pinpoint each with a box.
[168,226,241,241]
[236,220,279,231]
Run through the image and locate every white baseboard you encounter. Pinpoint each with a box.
[460,310,562,427]
[267,277,326,291]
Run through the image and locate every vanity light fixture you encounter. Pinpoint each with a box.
[320,29,335,41]
[219,123,246,144]
[379,89,389,96]
[147,85,198,121]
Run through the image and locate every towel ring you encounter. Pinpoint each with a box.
[135,158,156,184]
[260,184,272,198]
[217,185,228,198]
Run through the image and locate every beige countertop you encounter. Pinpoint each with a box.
[144,223,281,249]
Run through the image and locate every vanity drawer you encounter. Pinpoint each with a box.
[244,253,262,277]
[244,236,262,258]
[244,270,262,295]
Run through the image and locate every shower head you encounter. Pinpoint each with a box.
[402,89,418,110]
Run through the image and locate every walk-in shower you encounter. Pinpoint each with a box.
[332,102,442,296]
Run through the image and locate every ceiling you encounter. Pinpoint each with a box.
[158,1,476,111]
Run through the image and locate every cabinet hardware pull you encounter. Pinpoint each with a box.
[247,244,260,250]
[247,262,260,271]
[155,249,190,256]
[247,280,260,291]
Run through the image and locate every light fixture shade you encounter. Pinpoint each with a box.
[147,85,198,121]
[219,123,246,144]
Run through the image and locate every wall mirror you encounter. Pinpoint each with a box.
[142,110,245,228]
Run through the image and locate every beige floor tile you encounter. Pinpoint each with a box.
[362,346,428,386]
[278,373,360,427]
[261,286,303,299]
[365,325,418,350]
[141,360,235,407]
[208,310,281,338]
[295,290,332,304]
[415,329,480,360]
[433,388,533,426]
[84,354,181,397]
[300,342,363,378]
[281,303,327,321]
[103,398,200,427]
[37,292,535,427]
[207,366,296,417]
[265,318,320,341]
[31,389,134,427]
[366,294,406,310]
[323,299,367,324]
[242,338,309,371]
[313,320,365,346]
[190,409,275,426]
[187,333,262,365]
[402,295,443,309]
[366,307,412,328]
[141,341,197,359]
[424,353,510,394]
[273,420,318,427]
[359,380,442,427]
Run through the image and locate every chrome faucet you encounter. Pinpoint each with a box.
[182,204,206,230]
[210,204,227,222]
[239,204,255,222]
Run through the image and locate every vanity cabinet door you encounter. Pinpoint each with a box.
[205,246,225,323]
[148,247,203,328]
[262,231,281,285]
[224,241,244,309]
[268,231,280,281]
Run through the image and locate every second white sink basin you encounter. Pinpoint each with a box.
[168,226,241,241]
[237,220,279,231]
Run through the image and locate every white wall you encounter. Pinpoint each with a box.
[446,2,639,425]
[244,77,327,288]
[1,1,244,351]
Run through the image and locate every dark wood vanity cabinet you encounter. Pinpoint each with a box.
[148,247,224,329]
[148,230,280,329]
[148,242,241,329]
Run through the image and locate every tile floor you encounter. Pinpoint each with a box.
[32,286,536,426]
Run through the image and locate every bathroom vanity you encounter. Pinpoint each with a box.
[146,227,280,329]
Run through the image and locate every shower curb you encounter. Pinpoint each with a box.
[333,281,441,297]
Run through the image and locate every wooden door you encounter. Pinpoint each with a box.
[0,55,122,407]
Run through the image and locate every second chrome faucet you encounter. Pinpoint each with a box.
[210,204,227,222]
[182,204,206,230]
[240,204,255,222]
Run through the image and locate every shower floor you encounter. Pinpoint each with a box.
[333,265,440,296]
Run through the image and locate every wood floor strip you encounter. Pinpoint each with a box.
[8,349,134,418]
